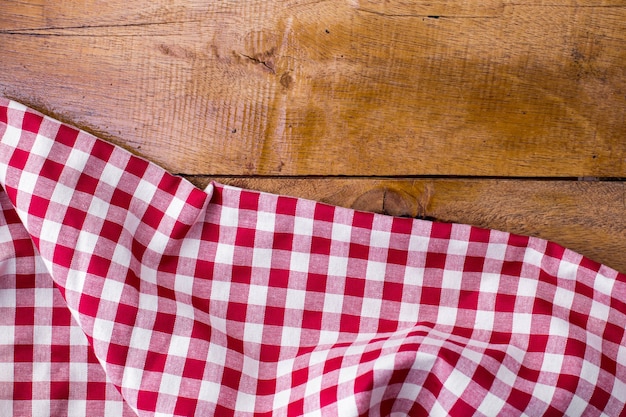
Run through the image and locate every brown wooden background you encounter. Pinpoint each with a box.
[1,0,625,271]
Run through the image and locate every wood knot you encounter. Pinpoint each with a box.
[381,188,415,217]
[351,187,415,217]
[280,72,294,89]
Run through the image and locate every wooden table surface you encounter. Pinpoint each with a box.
[1,0,625,271]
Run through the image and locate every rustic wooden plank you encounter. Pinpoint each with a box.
[1,1,624,176]
[187,177,626,273]
[3,0,624,31]
[0,0,204,30]
[0,0,44,31]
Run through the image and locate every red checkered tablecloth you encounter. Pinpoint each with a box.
[0,98,624,416]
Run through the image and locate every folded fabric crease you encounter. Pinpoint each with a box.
[0,98,624,416]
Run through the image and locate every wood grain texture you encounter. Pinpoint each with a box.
[1,1,624,175]
[195,177,626,273]
[0,1,625,274]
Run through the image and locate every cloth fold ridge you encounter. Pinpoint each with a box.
[0,98,625,416]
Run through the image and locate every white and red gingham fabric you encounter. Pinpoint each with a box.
[0,98,625,416]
